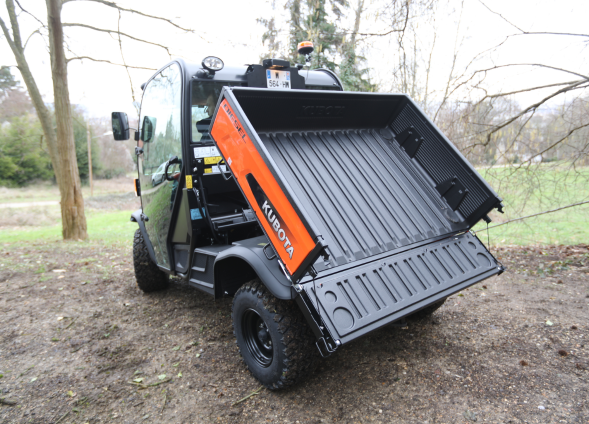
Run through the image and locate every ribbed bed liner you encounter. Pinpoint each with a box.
[260,128,463,269]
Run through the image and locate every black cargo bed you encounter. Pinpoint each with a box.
[210,87,503,346]
[211,88,502,278]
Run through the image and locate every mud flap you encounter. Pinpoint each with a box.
[301,232,502,345]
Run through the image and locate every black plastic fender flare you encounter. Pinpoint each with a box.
[130,209,158,266]
[213,244,295,300]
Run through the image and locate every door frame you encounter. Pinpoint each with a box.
[137,60,190,274]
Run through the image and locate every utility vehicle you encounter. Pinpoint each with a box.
[111,46,504,389]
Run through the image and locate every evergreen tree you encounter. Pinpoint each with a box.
[338,0,377,91]
[259,0,377,91]
[0,66,18,94]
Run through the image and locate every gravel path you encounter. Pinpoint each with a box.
[0,201,59,209]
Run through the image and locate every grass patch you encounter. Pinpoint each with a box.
[473,165,589,246]
[0,177,135,204]
[1,166,587,248]
[0,209,136,246]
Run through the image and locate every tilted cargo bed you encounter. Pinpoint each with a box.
[210,87,503,346]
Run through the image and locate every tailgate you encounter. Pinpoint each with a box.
[210,87,503,283]
[301,231,501,345]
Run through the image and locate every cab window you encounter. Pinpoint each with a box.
[191,81,246,143]
[139,63,183,176]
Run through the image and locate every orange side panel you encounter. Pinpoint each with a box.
[211,99,315,275]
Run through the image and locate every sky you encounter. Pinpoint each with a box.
[1,0,587,120]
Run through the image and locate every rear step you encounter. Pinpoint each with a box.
[298,231,502,346]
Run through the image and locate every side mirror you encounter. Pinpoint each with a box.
[111,112,130,140]
[141,116,157,143]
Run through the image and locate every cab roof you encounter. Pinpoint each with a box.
[143,58,343,91]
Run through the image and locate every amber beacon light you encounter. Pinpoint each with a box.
[297,41,314,56]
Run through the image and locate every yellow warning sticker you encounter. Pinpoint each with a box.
[204,156,222,165]
[204,168,212,174]
[185,175,193,189]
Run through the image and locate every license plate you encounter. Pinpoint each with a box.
[266,70,291,89]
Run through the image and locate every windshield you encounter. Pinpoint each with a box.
[191,81,246,143]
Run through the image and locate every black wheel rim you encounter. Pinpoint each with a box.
[242,308,273,367]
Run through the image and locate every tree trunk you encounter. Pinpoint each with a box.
[46,0,87,240]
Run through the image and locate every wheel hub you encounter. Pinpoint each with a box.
[242,309,273,367]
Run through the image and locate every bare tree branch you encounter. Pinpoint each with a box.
[487,81,586,138]
[62,0,193,32]
[514,122,589,168]
[14,0,46,28]
[0,16,17,52]
[485,80,583,98]
[479,3,589,39]
[23,27,43,50]
[355,2,410,39]
[66,56,156,70]
[461,80,588,150]
[3,0,23,50]
[62,22,172,57]
[478,0,524,32]
[472,63,589,81]
[511,31,589,38]
[117,9,138,111]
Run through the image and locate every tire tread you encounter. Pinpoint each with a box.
[232,279,318,390]
[132,229,169,293]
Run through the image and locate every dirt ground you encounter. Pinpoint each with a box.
[0,240,587,424]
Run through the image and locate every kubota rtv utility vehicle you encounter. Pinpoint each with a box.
[111,49,504,389]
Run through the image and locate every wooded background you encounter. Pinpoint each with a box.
[1,0,587,241]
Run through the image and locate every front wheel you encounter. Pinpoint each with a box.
[232,279,318,390]
[132,229,169,292]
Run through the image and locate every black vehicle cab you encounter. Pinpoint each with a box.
[112,56,343,297]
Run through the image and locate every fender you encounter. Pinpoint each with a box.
[213,242,294,300]
[130,209,158,266]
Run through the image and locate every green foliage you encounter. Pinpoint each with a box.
[1,70,107,187]
[259,0,376,91]
[0,115,54,186]
[338,43,378,92]
[288,0,346,70]
[0,66,18,94]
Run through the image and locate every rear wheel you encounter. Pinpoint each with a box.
[132,229,169,292]
[407,298,446,321]
[232,279,318,390]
